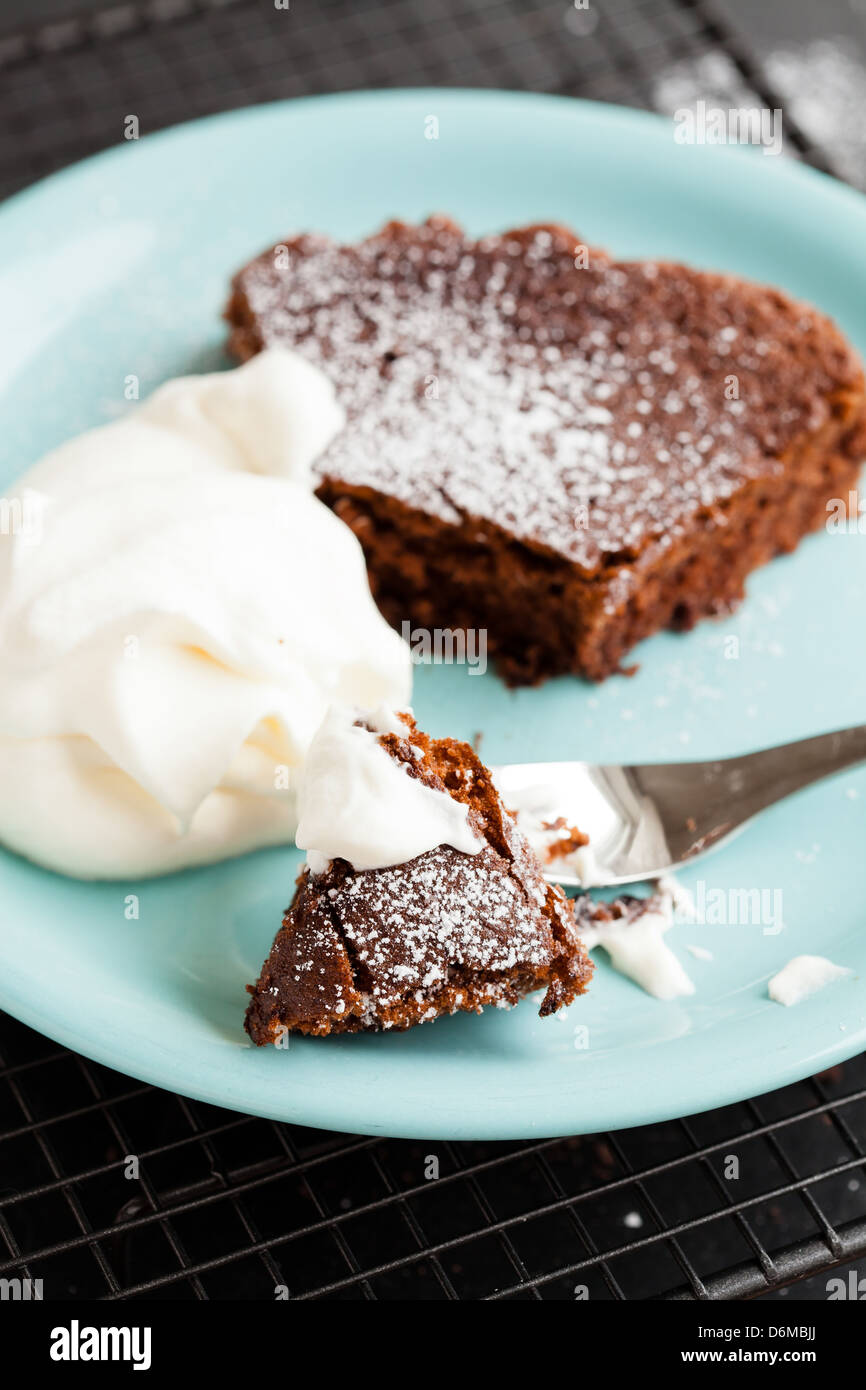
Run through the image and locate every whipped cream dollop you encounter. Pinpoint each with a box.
[296,705,482,874]
[0,351,412,878]
[768,955,852,1006]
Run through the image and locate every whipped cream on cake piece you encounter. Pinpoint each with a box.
[0,351,411,878]
[246,711,593,1038]
[296,706,482,874]
[768,955,852,1006]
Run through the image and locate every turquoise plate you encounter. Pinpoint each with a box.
[0,91,864,1138]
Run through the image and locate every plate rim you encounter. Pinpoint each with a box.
[4,85,866,230]
[1,959,863,1140]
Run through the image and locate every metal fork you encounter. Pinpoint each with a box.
[493,725,866,887]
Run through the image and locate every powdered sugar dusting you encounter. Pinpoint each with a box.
[331,843,556,1015]
[246,722,591,1038]
[233,218,854,569]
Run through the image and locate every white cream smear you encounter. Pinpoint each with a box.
[297,705,482,874]
[768,955,852,1007]
[503,801,611,886]
[579,891,695,1001]
[0,350,412,878]
[686,944,714,962]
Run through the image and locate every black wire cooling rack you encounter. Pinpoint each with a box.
[1,0,865,1301]
[2,1013,866,1300]
[0,0,852,199]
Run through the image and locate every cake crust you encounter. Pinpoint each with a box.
[226,217,866,683]
[245,716,592,1039]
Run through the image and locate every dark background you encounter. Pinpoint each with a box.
[2,0,866,198]
[1,0,865,1302]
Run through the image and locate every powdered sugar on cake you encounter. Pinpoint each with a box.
[232,217,855,570]
[245,710,592,1037]
[332,844,557,1018]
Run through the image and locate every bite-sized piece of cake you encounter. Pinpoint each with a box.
[245,709,592,1039]
[543,822,590,862]
[226,217,866,685]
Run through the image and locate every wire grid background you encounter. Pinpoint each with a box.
[0,0,864,1300]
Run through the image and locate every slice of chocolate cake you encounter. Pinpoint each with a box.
[245,709,592,1039]
[226,217,866,684]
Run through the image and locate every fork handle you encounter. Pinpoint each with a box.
[725,724,866,814]
[630,724,866,867]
